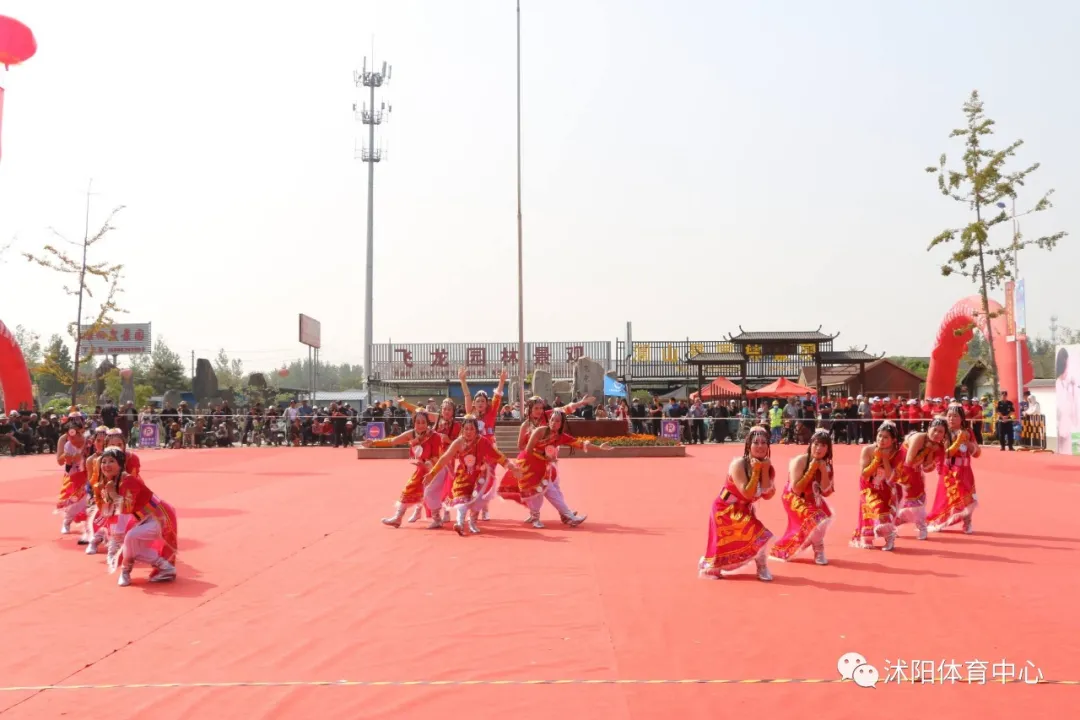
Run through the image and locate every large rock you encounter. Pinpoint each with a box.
[193,358,218,407]
[572,356,606,402]
[552,380,572,401]
[163,389,184,409]
[531,369,554,404]
[118,368,136,405]
[94,359,115,399]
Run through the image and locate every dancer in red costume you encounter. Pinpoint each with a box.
[458,367,507,521]
[82,427,108,553]
[927,403,980,534]
[895,417,948,541]
[495,395,593,511]
[98,447,178,586]
[424,416,521,536]
[55,412,90,540]
[850,421,902,551]
[396,397,461,525]
[769,429,834,565]
[512,409,606,528]
[360,411,446,528]
[698,425,777,581]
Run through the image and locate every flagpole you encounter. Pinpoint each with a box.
[515,0,526,411]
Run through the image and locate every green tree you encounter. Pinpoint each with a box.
[14,325,42,367]
[926,90,1067,400]
[213,349,245,390]
[23,205,127,404]
[147,335,188,394]
[38,334,75,395]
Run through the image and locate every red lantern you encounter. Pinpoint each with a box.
[278,368,290,378]
[0,16,36,68]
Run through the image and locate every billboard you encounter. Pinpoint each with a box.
[371,341,610,382]
[299,314,321,349]
[79,323,152,356]
[1056,345,1080,456]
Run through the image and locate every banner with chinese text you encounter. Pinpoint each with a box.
[79,323,152,356]
[371,341,610,381]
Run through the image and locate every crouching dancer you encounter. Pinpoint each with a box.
[99,447,178,586]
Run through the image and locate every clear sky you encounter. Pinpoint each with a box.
[1,0,1076,372]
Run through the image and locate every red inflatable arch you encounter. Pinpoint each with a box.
[925,294,1033,402]
[0,318,35,412]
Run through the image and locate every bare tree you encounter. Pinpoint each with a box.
[24,206,127,404]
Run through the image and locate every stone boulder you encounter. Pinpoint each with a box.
[94,358,115,400]
[531,368,554,404]
[572,356,606,402]
[162,389,184,409]
[193,358,218,407]
[553,380,572,402]
[118,368,136,405]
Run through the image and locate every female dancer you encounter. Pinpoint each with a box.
[895,418,948,540]
[99,447,178,586]
[498,395,593,512]
[424,416,521,536]
[83,427,108,554]
[56,412,90,539]
[360,411,445,528]
[851,421,902,551]
[698,424,777,581]
[459,367,507,521]
[769,429,834,565]
[396,397,461,525]
[514,409,607,528]
[927,403,980,534]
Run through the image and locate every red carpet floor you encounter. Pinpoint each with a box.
[1,444,1078,719]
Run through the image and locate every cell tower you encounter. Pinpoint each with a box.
[353,57,392,407]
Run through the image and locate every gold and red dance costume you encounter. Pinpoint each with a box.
[850,421,903,551]
[507,409,601,529]
[98,447,178,586]
[699,426,777,581]
[81,428,109,552]
[396,398,462,526]
[459,367,506,521]
[927,404,980,534]
[894,418,948,540]
[425,417,521,536]
[769,429,835,565]
[86,428,142,554]
[55,413,91,538]
[362,413,446,528]
[496,396,593,521]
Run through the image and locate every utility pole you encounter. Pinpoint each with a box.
[515,0,527,411]
[70,179,96,406]
[354,56,392,408]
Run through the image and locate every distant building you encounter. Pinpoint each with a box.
[799,358,924,399]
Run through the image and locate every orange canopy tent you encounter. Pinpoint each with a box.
[747,377,816,399]
[695,376,743,400]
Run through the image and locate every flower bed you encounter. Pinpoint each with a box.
[574,433,680,447]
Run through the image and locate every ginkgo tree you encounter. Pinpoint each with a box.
[24,206,127,405]
[926,90,1067,399]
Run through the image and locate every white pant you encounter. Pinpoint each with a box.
[116,517,163,566]
[526,482,573,517]
[896,504,927,531]
[423,468,450,512]
[63,496,88,524]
